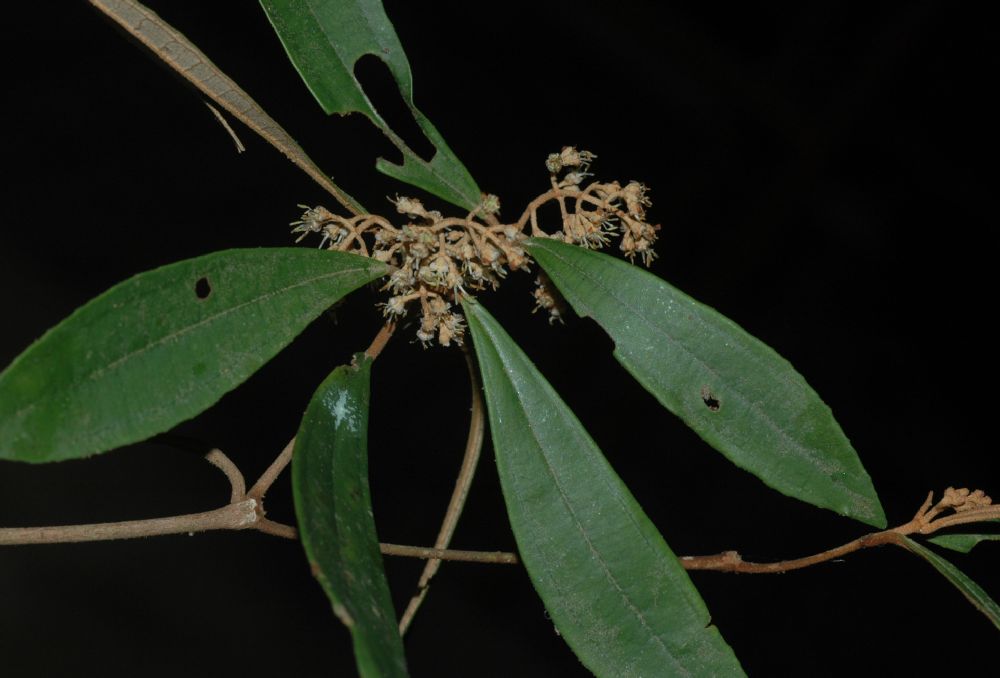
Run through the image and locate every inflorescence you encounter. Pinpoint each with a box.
[290,148,660,346]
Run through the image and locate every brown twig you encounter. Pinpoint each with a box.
[678,487,997,574]
[0,323,506,563]
[0,443,518,563]
[381,543,517,565]
[0,502,259,545]
[4,448,990,577]
[679,531,904,573]
[398,345,487,634]
[205,448,246,502]
[365,321,397,360]
[915,506,1000,532]
[248,437,295,502]
[0,448,270,545]
[255,519,298,540]
[0,438,518,564]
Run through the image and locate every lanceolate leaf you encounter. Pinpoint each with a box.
[463,299,744,678]
[0,249,387,463]
[928,532,1000,554]
[899,536,1000,630]
[293,355,408,678]
[88,0,365,215]
[526,239,886,528]
[260,0,482,210]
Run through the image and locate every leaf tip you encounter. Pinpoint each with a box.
[840,493,887,530]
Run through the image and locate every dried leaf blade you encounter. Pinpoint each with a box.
[88,0,365,213]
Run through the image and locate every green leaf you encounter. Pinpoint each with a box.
[928,532,1000,554]
[526,239,886,528]
[463,299,744,678]
[293,355,408,678]
[899,536,1000,630]
[0,249,387,463]
[259,0,482,210]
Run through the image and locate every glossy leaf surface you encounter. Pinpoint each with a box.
[527,238,885,528]
[900,536,1000,630]
[260,0,481,209]
[293,355,407,677]
[0,249,387,462]
[464,299,744,677]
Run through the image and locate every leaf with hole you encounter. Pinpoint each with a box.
[463,299,744,677]
[899,536,1000,630]
[526,238,885,528]
[293,355,407,677]
[259,0,481,209]
[0,248,387,463]
[928,531,1000,554]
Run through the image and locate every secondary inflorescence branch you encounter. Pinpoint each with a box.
[290,147,661,345]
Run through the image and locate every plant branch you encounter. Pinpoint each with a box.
[206,448,246,502]
[914,506,1000,531]
[247,437,294,501]
[678,487,996,574]
[0,502,259,545]
[0,440,517,563]
[398,345,487,634]
[364,321,397,360]
[0,448,268,545]
[247,322,394,526]
[380,543,517,564]
[679,531,905,573]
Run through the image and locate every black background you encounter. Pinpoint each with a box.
[1,1,996,676]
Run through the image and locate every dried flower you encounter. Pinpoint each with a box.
[481,193,501,215]
[942,487,993,512]
[291,148,659,345]
[532,274,566,324]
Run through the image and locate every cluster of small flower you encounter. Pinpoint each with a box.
[544,147,660,265]
[376,194,527,346]
[290,148,660,345]
[291,191,524,347]
[941,487,993,513]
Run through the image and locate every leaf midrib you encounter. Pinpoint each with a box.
[13,265,375,421]
[478,314,693,675]
[531,241,873,506]
[299,0,474,204]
